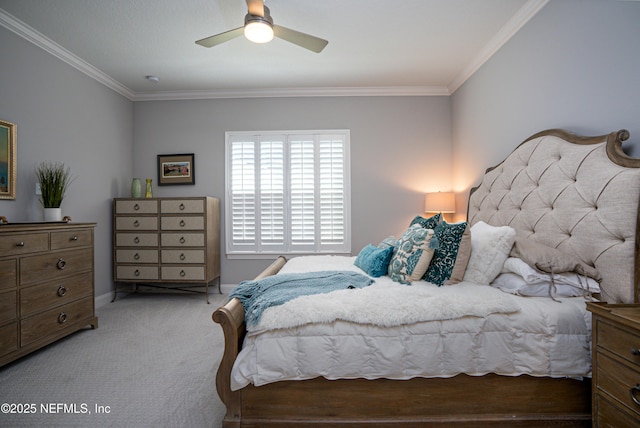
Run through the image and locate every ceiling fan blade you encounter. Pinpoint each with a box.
[246,0,264,17]
[195,27,244,48]
[273,25,328,53]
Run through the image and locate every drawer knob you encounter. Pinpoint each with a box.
[631,385,640,406]
[57,285,67,297]
[134,203,140,211]
[134,253,140,260]
[180,270,186,277]
[133,220,140,227]
[180,220,186,227]
[16,241,25,247]
[134,269,140,277]
[56,258,66,270]
[179,203,185,210]
[71,235,78,241]
[632,348,640,356]
[134,237,140,244]
[180,253,186,261]
[179,236,186,244]
[57,312,67,324]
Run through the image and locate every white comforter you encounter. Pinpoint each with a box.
[230,256,592,390]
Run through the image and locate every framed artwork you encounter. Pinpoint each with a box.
[0,119,17,200]
[157,153,195,185]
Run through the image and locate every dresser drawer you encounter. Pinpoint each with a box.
[51,228,93,250]
[162,266,205,281]
[0,233,48,257]
[596,352,640,417]
[0,290,17,324]
[116,249,159,264]
[115,216,158,231]
[20,272,93,317]
[597,394,640,428]
[161,199,204,214]
[161,249,205,264]
[597,320,640,367]
[21,297,94,347]
[116,266,159,280]
[0,259,17,290]
[115,233,158,247]
[160,216,204,231]
[161,233,205,247]
[0,323,18,357]
[115,199,158,214]
[20,249,93,286]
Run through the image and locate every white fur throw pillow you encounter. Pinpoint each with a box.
[463,221,516,285]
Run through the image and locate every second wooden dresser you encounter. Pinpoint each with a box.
[112,197,220,303]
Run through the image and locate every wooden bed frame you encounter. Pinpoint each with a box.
[213,129,640,427]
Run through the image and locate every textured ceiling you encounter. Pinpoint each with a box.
[0,0,546,100]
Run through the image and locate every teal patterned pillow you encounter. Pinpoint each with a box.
[388,224,437,285]
[354,244,394,277]
[423,221,468,286]
[410,213,441,230]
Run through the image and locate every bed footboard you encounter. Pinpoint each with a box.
[212,256,287,427]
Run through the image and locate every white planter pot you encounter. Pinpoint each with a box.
[43,207,62,222]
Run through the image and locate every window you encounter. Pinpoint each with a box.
[225,130,351,257]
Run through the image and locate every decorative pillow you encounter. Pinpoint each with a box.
[388,224,437,285]
[462,221,516,285]
[444,223,471,285]
[423,221,468,286]
[491,272,598,298]
[354,244,394,278]
[377,236,398,251]
[410,213,441,230]
[502,257,600,292]
[510,237,601,281]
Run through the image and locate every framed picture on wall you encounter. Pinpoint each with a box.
[0,119,17,200]
[157,153,195,185]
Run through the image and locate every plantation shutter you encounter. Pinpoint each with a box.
[226,130,350,256]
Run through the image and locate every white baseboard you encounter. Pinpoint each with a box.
[95,291,113,308]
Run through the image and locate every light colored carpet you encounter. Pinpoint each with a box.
[0,292,228,427]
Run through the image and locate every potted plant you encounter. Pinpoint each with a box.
[35,161,74,221]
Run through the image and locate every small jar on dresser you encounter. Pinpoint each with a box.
[587,302,640,427]
[0,222,98,367]
[112,197,220,303]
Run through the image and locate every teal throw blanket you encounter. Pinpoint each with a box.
[230,271,374,327]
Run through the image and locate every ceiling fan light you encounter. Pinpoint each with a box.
[244,21,274,44]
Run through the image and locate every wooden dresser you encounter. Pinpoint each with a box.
[587,302,640,427]
[112,197,220,303]
[0,222,97,367]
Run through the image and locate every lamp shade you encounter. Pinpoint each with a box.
[424,192,456,213]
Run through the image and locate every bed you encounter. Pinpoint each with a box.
[213,128,640,427]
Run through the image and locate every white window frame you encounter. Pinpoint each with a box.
[225,130,351,259]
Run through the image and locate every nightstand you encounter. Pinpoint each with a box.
[587,302,640,427]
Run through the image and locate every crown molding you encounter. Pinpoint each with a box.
[448,0,549,94]
[2,2,547,102]
[0,9,136,100]
[133,85,450,101]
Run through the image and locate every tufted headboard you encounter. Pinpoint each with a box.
[468,129,640,304]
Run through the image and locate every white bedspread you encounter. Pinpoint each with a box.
[230,256,592,390]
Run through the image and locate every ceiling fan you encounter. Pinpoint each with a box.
[195,0,328,53]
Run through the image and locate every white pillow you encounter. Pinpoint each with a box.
[462,221,516,285]
[502,257,600,293]
[491,272,598,298]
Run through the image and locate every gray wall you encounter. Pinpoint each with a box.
[0,26,134,301]
[451,0,640,217]
[133,96,452,285]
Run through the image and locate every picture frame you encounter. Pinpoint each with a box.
[0,119,17,200]
[157,153,195,186]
